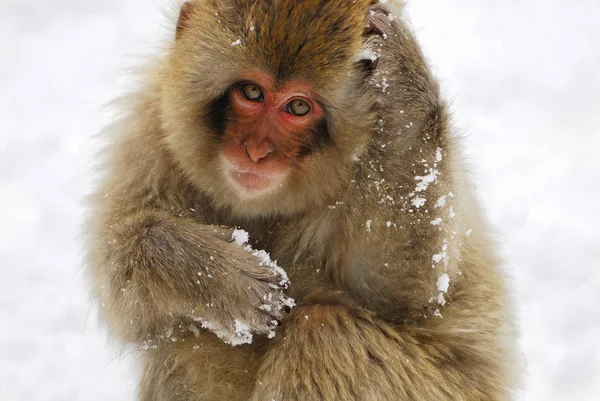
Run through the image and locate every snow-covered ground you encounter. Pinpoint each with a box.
[1,0,598,400]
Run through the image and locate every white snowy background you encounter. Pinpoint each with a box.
[1,0,598,399]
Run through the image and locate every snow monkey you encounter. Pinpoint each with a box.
[86,0,520,400]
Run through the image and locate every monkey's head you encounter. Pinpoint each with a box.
[160,0,381,217]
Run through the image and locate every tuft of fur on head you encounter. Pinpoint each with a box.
[158,0,379,218]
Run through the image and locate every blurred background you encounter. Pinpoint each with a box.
[0,0,598,400]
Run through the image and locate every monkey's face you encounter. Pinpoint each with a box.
[160,0,379,217]
[216,72,326,197]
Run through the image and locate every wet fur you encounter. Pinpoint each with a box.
[86,0,520,400]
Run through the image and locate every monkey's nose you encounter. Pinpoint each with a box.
[243,139,274,163]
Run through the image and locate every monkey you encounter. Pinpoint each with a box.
[86,0,520,400]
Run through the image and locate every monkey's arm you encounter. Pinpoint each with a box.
[253,272,517,401]
[89,206,291,343]
[332,6,501,324]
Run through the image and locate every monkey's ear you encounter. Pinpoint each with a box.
[176,2,194,40]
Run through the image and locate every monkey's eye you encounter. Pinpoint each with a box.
[287,99,311,116]
[240,83,264,101]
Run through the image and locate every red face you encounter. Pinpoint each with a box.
[220,72,324,197]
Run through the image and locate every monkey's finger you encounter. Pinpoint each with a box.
[364,4,392,39]
[241,264,289,287]
[370,2,391,16]
[198,225,235,242]
[241,264,281,280]
[248,316,280,336]
[258,291,294,318]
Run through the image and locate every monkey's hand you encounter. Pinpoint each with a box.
[364,3,437,120]
[191,228,294,346]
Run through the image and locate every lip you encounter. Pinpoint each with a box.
[229,169,276,193]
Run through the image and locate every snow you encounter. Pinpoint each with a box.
[434,273,450,307]
[0,0,598,400]
[414,167,440,192]
[230,320,253,346]
[355,49,379,63]
[193,317,254,347]
[411,196,427,208]
[231,228,250,246]
[433,242,450,268]
[437,273,450,293]
[435,195,447,208]
[430,217,443,226]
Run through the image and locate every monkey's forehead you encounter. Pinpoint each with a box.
[185,0,376,87]
[244,0,373,78]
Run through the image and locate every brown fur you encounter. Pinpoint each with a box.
[86,1,520,400]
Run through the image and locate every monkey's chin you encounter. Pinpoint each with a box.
[227,169,285,197]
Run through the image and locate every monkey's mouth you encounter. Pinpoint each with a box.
[221,156,286,196]
[228,169,284,195]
